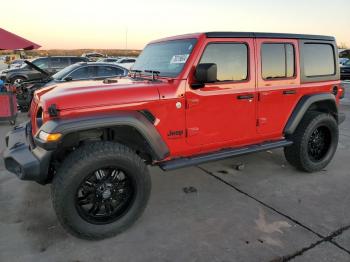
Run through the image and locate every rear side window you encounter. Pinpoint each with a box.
[199,43,248,82]
[71,57,86,64]
[51,57,69,68]
[303,43,335,77]
[97,66,125,77]
[261,43,295,79]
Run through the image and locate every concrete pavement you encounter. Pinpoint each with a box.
[0,86,350,261]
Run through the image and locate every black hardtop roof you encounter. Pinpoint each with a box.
[205,32,335,41]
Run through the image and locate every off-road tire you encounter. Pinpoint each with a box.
[51,141,151,240]
[284,111,338,172]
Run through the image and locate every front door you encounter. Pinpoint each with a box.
[186,39,257,147]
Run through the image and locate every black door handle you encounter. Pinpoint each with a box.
[237,94,254,100]
[283,90,296,95]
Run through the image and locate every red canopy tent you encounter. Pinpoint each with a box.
[0,28,40,50]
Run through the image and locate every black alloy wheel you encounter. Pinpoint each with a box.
[75,167,135,224]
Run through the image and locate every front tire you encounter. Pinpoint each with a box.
[11,76,26,85]
[284,111,339,172]
[51,142,151,240]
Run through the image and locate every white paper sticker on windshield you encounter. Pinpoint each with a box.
[170,54,189,64]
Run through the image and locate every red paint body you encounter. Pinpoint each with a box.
[31,33,342,161]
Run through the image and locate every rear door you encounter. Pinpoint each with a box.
[186,38,257,146]
[256,39,301,137]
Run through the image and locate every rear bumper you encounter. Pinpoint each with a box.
[3,121,52,184]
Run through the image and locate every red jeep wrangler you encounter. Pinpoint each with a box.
[3,32,345,239]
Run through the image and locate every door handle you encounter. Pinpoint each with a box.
[283,90,296,95]
[237,94,254,100]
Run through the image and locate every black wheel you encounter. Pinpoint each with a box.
[284,111,339,172]
[51,142,151,240]
[11,76,26,85]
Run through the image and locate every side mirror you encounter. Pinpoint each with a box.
[194,63,217,87]
[64,76,73,82]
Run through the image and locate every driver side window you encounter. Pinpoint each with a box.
[199,43,248,82]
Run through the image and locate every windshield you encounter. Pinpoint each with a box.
[345,59,350,66]
[132,39,197,77]
[52,64,80,80]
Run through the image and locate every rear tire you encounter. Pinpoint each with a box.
[51,142,151,240]
[284,111,338,172]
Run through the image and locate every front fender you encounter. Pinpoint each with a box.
[34,111,170,160]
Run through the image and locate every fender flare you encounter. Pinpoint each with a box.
[8,73,28,82]
[284,93,338,136]
[34,111,170,161]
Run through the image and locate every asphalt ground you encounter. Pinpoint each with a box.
[0,82,350,262]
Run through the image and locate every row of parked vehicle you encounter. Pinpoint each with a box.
[340,57,350,80]
[0,55,136,111]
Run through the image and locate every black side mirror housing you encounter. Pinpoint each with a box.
[64,76,73,82]
[194,63,217,86]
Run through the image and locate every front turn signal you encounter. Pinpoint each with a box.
[38,131,62,142]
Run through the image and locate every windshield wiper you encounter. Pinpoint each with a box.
[129,69,142,78]
[144,70,160,80]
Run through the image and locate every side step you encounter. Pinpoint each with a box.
[159,139,293,171]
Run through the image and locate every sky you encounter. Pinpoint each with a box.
[1,0,349,50]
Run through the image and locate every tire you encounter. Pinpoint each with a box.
[11,76,26,85]
[51,141,151,240]
[284,111,339,172]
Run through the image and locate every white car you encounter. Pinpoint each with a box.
[114,57,137,70]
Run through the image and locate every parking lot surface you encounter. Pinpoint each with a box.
[0,83,350,262]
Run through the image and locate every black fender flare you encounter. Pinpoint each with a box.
[7,73,28,82]
[284,93,338,136]
[34,111,170,161]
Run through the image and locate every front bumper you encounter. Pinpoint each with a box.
[3,121,52,184]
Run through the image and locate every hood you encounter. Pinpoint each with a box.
[36,77,165,111]
[1,67,26,74]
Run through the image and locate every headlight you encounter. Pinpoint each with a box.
[38,131,62,142]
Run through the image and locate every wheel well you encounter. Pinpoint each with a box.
[10,75,27,82]
[55,126,155,164]
[307,100,338,121]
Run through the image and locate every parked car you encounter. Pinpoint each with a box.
[16,62,128,111]
[0,56,89,84]
[340,59,350,80]
[81,52,105,61]
[3,32,345,240]
[8,59,25,69]
[340,57,349,65]
[97,57,121,63]
[115,57,137,69]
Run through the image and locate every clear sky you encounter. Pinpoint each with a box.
[1,0,349,50]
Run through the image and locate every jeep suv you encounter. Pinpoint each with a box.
[3,32,345,240]
[0,56,89,84]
